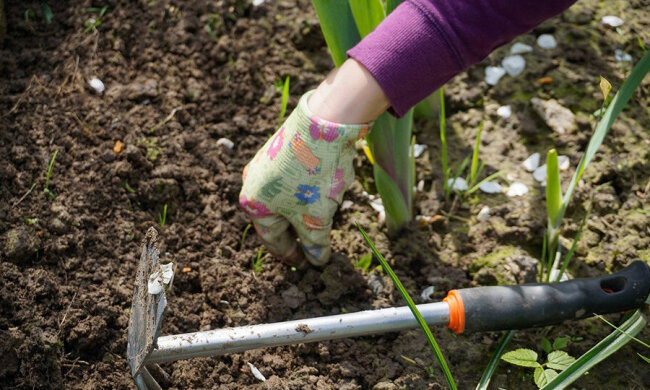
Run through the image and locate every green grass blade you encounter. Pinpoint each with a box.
[558,50,650,223]
[595,314,650,349]
[469,121,484,186]
[40,2,53,24]
[541,310,647,389]
[476,330,516,390]
[312,1,361,66]
[278,76,290,125]
[554,212,588,282]
[44,150,59,191]
[546,149,562,229]
[439,88,449,193]
[358,225,457,390]
[348,0,385,38]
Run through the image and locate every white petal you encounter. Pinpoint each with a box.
[448,177,468,191]
[479,181,502,194]
[161,263,174,284]
[501,55,526,77]
[216,138,235,150]
[369,198,384,213]
[507,182,528,197]
[247,363,266,382]
[537,34,557,49]
[510,42,533,55]
[522,153,540,172]
[341,200,354,210]
[615,49,632,62]
[558,155,570,171]
[477,206,491,222]
[420,286,435,301]
[533,165,547,182]
[416,180,425,192]
[497,105,512,119]
[485,66,506,85]
[602,15,623,27]
[89,78,105,93]
[413,144,427,158]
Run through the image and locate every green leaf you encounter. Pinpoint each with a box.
[348,0,385,38]
[639,354,650,364]
[469,121,484,186]
[541,310,647,390]
[355,253,373,271]
[541,338,552,354]
[501,349,541,368]
[357,225,457,390]
[546,350,576,370]
[278,76,290,125]
[311,1,361,66]
[40,2,53,24]
[439,88,449,193]
[553,336,570,350]
[534,367,559,388]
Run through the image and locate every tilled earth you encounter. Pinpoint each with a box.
[0,0,649,389]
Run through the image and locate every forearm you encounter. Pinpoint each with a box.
[348,0,577,117]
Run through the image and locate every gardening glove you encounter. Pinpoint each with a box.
[239,90,370,266]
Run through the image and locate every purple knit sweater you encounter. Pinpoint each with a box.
[347,0,576,117]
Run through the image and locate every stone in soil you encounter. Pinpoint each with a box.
[2,227,39,264]
[531,97,577,134]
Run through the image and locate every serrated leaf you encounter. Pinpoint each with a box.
[553,336,570,350]
[541,338,552,354]
[599,76,612,101]
[534,367,559,388]
[546,350,576,370]
[501,349,541,368]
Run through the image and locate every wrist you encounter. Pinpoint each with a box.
[308,58,390,124]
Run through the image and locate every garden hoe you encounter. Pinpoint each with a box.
[127,227,650,389]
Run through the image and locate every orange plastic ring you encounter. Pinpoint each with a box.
[443,290,465,334]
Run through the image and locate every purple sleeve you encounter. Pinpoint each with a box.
[347,0,576,117]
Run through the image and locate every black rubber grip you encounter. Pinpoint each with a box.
[458,261,650,332]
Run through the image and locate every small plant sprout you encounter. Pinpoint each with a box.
[358,224,456,390]
[354,252,373,272]
[84,6,108,33]
[40,2,53,24]
[501,347,576,388]
[251,247,267,274]
[240,223,252,250]
[43,150,59,199]
[158,204,168,228]
[205,13,222,40]
[277,76,290,125]
[439,87,450,195]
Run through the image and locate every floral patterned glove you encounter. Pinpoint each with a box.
[239,90,370,266]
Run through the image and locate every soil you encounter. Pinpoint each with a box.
[1,0,649,389]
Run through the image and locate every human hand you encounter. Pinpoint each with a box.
[239,90,370,266]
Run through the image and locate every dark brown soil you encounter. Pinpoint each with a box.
[1,0,648,389]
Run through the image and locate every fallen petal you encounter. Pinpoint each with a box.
[533,165,547,182]
[448,177,468,191]
[602,15,623,27]
[413,144,428,158]
[485,66,506,85]
[497,105,512,119]
[537,34,557,49]
[420,286,435,301]
[89,78,105,93]
[507,182,528,197]
[615,49,632,62]
[216,138,235,150]
[341,200,354,210]
[502,55,526,77]
[247,363,266,382]
[558,155,570,171]
[522,153,540,172]
[477,206,491,222]
[510,42,533,55]
[479,181,502,194]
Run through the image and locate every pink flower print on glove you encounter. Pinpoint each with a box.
[310,117,339,142]
[328,168,345,199]
[267,127,285,160]
[239,195,274,219]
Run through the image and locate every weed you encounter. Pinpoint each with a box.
[501,347,576,388]
[354,252,373,271]
[439,87,449,195]
[252,247,267,274]
[158,204,167,228]
[122,181,136,194]
[358,224,456,390]
[40,2,52,24]
[44,150,58,200]
[276,76,290,125]
[240,223,252,249]
[205,13,222,40]
[84,6,108,33]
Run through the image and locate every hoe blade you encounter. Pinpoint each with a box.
[127,227,173,380]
